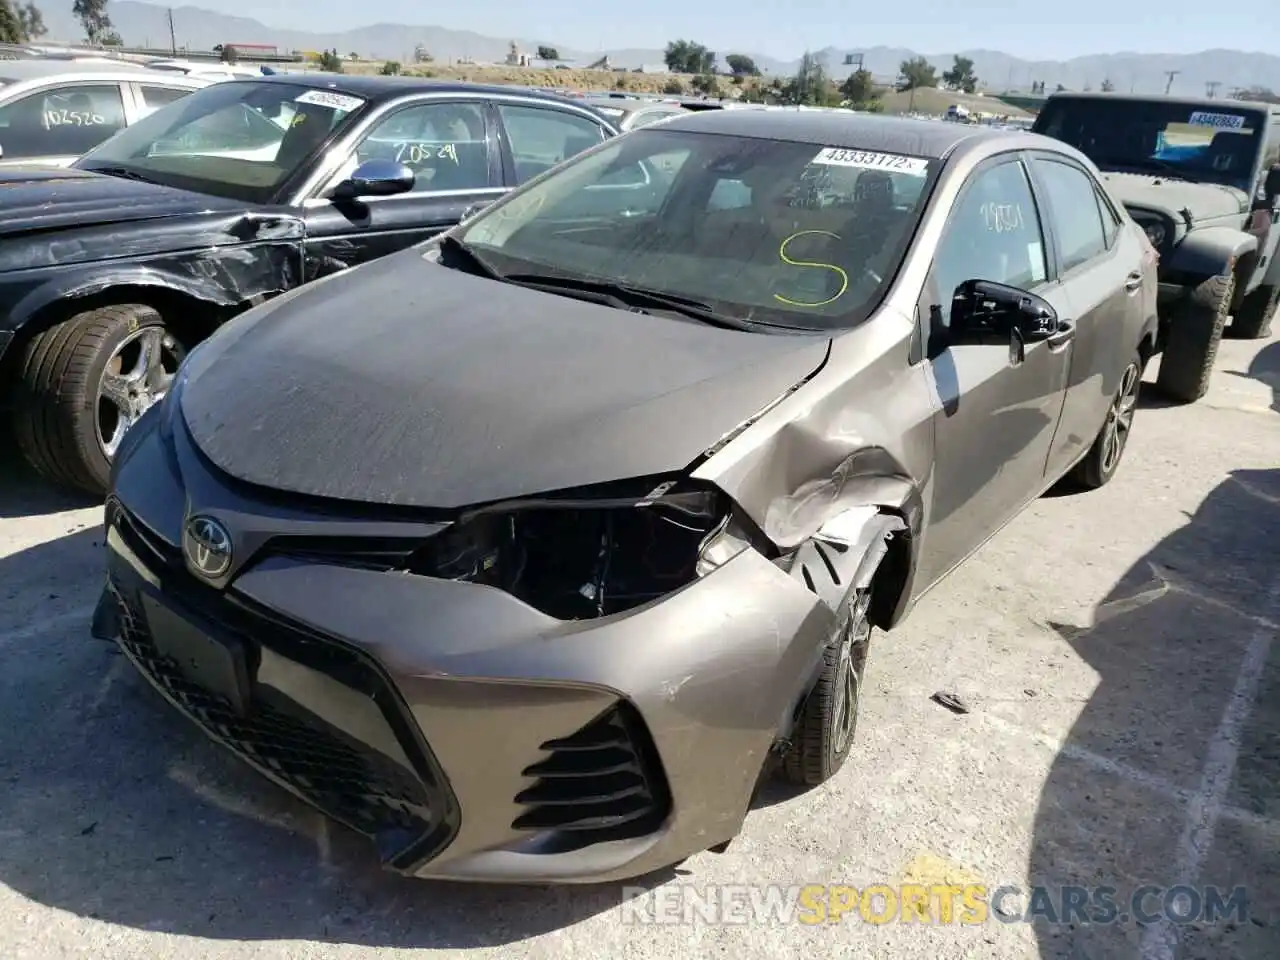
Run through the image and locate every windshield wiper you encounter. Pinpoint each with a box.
[83,165,162,185]
[501,273,761,331]
[438,234,506,280]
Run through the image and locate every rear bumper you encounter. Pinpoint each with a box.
[100,417,837,883]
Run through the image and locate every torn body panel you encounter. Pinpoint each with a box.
[694,309,934,623]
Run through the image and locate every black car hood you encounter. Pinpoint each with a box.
[179,249,830,510]
[0,165,242,240]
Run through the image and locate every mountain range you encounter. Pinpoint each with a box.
[33,1,1280,95]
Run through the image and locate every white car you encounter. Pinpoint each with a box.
[0,60,210,167]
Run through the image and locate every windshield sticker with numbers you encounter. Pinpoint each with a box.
[1187,111,1246,129]
[295,89,366,113]
[810,147,929,177]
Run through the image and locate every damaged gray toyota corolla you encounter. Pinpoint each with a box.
[94,110,1156,883]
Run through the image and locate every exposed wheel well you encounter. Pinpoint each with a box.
[14,286,236,358]
[867,509,912,631]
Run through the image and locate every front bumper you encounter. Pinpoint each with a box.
[98,413,836,883]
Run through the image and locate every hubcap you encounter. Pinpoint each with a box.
[1100,362,1140,474]
[96,326,184,458]
[831,592,872,755]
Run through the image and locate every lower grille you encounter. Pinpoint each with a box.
[513,702,671,849]
[106,505,459,869]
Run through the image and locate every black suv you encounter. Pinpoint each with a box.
[0,74,618,495]
[1033,93,1280,401]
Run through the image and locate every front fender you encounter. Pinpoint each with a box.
[6,265,241,333]
[1166,226,1258,281]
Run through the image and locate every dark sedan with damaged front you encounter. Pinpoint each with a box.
[95,111,1157,883]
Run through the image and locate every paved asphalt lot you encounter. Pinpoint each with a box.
[1,333,1277,960]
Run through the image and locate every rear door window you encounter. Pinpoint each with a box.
[0,82,126,160]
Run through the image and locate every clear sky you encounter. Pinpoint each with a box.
[182,0,1280,60]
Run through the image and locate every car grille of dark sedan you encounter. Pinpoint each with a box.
[106,500,460,871]
[513,702,671,848]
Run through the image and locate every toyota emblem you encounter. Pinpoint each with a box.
[183,515,233,579]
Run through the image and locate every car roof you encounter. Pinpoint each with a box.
[1044,91,1280,115]
[654,109,1034,160]
[0,59,154,81]
[581,96,683,114]
[252,72,592,108]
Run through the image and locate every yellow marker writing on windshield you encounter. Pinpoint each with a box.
[774,230,848,307]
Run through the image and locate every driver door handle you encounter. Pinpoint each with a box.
[1047,317,1076,349]
[1125,271,1144,293]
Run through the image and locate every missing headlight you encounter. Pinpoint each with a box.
[405,486,746,620]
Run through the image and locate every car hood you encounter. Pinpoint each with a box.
[1101,172,1249,223]
[0,165,242,239]
[179,249,831,510]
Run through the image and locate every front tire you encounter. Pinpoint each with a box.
[10,304,184,496]
[781,589,872,787]
[1154,272,1234,403]
[1069,354,1141,489]
[1229,282,1277,340]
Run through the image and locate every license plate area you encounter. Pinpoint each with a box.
[142,594,254,716]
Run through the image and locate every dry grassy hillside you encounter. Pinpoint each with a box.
[328,60,1031,117]
[343,61,714,96]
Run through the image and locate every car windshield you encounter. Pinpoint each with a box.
[452,128,937,330]
[74,80,368,203]
[1035,99,1265,191]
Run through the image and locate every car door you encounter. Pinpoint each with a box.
[915,153,1074,588]
[1258,114,1280,287]
[1026,153,1141,480]
[0,80,128,167]
[300,97,504,281]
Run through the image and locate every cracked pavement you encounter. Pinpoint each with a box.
[1,331,1277,960]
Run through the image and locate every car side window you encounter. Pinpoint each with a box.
[0,82,126,159]
[137,84,194,118]
[629,110,676,129]
[347,101,491,193]
[497,104,607,183]
[1034,159,1109,272]
[929,159,1049,328]
[1096,186,1121,249]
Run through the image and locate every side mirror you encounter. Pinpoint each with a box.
[950,279,1059,344]
[332,158,414,201]
[460,198,496,221]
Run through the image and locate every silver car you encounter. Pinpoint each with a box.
[0,60,210,167]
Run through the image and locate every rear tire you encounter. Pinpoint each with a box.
[781,589,872,787]
[1154,272,1233,403]
[1229,282,1277,340]
[1069,354,1141,490]
[10,304,182,497]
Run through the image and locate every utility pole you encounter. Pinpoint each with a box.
[1205,80,1220,98]
[167,7,176,55]
[1163,69,1179,94]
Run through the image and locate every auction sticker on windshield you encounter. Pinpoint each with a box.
[1187,111,1246,129]
[811,147,929,177]
[295,89,365,113]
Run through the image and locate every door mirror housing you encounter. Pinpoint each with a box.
[332,159,415,201]
[950,279,1059,345]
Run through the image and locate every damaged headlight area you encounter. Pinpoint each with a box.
[401,480,758,620]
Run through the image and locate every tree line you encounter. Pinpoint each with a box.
[663,40,988,108]
[1,0,123,46]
